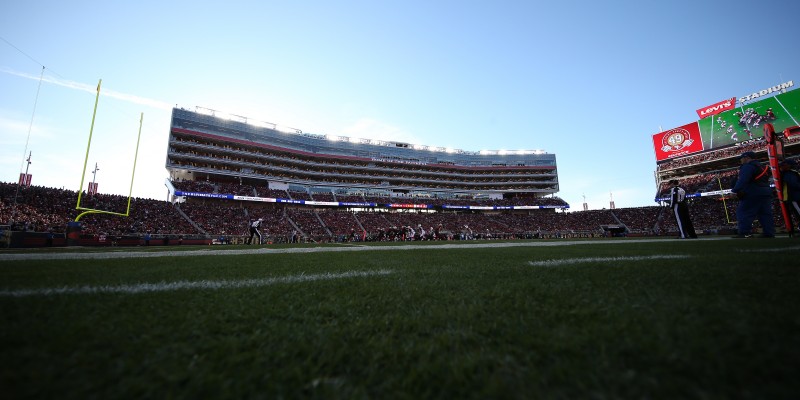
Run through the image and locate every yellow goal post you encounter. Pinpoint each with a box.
[74,79,143,222]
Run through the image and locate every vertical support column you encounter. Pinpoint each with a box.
[763,123,791,233]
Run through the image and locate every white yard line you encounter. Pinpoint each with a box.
[528,255,691,267]
[0,269,393,297]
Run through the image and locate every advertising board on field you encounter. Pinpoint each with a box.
[653,82,798,162]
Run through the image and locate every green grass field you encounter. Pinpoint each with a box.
[2,238,799,399]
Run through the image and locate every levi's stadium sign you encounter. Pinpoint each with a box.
[739,81,793,104]
[693,81,793,119]
[696,97,735,119]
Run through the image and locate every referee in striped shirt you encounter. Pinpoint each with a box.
[247,218,264,245]
[669,180,697,239]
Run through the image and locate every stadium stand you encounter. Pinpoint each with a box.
[3,104,799,247]
[4,178,796,248]
[166,107,563,202]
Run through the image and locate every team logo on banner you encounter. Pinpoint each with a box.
[653,122,705,161]
[660,127,694,152]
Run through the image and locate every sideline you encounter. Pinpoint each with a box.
[528,255,691,267]
[0,236,744,261]
[737,245,800,252]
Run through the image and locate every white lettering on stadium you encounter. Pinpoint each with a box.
[371,157,428,166]
[699,99,733,117]
[739,81,793,103]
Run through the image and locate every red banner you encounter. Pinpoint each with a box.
[696,97,736,119]
[18,173,32,187]
[652,122,705,162]
[88,182,99,195]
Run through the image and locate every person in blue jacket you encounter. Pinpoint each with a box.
[779,159,800,236]
[732,151,775,238]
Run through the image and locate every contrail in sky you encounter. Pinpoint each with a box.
[1,66,173,111]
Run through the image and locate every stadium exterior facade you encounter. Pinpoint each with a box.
[165,107,565,210]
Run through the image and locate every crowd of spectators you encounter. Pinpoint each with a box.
[287,190,312,201]
[352,211,392,234]
[78,195,197,236]
[172,179,215,193]
[178,201,249,235]
[246,207,296,242]
[611,206,661,233]
[316,210,363,241]
[311,192,335,202]
[0,182,197,236]
[285,209,327,238]
[655,154,799,200]
[655,170,739,199]
[657,139,766,171]
[335,194,367,203]
[657,134,799,173]
[0,184,73,233]
[254,187,289,199]
[171,180,570,208]
[658,195,785,235]
[214,181,256,196]
[5,179,799,245]
[155,122,800,242]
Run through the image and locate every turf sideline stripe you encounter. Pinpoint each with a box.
[0,269,392,298]
[736,245,800,253]
[0,238,727,261]
[528,255,690,267]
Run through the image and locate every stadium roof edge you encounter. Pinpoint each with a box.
[174,106,548,156]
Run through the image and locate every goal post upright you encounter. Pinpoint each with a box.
[73,80,144,223]
[124,112,144,216]
[75,79,102,216]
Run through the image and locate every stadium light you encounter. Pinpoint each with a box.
[276,125,299,134]
[195,107,214,116]
[230,114,247,124]
[249,120,269,128]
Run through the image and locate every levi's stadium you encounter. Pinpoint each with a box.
[2,83,800,399]
[4,85,800,246]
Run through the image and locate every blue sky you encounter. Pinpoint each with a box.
[1,1,798,209]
